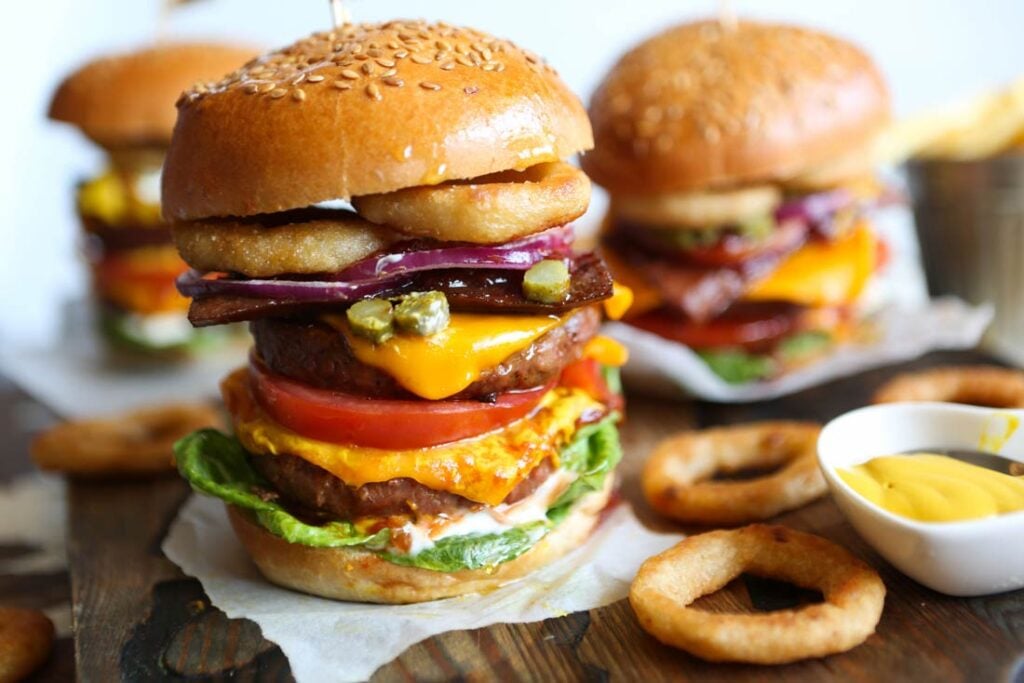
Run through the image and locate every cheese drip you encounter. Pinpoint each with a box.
[222,369,604,506]
[326,312,565,400]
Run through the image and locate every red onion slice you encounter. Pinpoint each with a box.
[775,188,855,227]
[336,224,575,281]
[176,269,408,302]
[177,225,577,303]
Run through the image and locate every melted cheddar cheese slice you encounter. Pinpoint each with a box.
[325,312,565,400]
[744,222,877,308]
[222,369,604,506]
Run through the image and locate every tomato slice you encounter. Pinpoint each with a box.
[631,303,802,352]
[249,358,552,450]
[559,357,624,413]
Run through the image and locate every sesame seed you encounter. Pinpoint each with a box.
[292,89,306,101]
[439,61,455,71]
[245,83,260,94]
[380,67,398,77]
[464,86,479,95]
[340,69,360,79]
[361,62,374,75]
[436,39,452,51]
[382,76,404,87]
[367,47,383,58]
[435,50,450,62]
[411,54,432,64]
[394,50,409,59]
[366,83,382,100]
[306,74,325,83]
[292,73,306,85]
[332,80,352,90]
[419,81,442,91]
[269,88,287,99]
[455,55,473,67]
[376,58,396,68]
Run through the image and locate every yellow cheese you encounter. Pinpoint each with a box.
[744,223,877,307]
[584,335,629,367]
[77,170,162,226]
[222,369,603,506]
[325,312,565,400]
[603,282,634,321]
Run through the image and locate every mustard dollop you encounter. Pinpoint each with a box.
[838,454,1024,523]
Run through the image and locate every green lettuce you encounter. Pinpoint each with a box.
[101,309,234,355]
[698,348,778,384]
[698,331,834,384]
[173,415,622,572]
[175,430,389,549]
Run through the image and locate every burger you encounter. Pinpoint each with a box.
[49,43,254,356]
[584,20,891,384]
[167,20,632,603]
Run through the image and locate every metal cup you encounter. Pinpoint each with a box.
[907,155,1024,365]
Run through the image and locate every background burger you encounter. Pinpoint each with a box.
[49,43,254,357]
[584,19,891,384]
[168,20,632,603]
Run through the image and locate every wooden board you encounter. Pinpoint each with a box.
[61,350,1024,681]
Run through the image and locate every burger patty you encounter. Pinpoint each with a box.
[250,453,557,519]
[251,305,601,400]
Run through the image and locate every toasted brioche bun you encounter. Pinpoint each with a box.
[162,20,593,222]
[584,20,889,195]
[49,43,257,150]
[227,473,614,603]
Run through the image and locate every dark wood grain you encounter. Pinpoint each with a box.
[52,350,1024,681]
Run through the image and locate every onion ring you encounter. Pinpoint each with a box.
[629,524,885,664]
[353,161,590,244]
[173,209,401,277]
[0,607,54,681]
[642,422,826,525]
[612,185,781,229]
[873,366,1024,408]
[32,403,224,477]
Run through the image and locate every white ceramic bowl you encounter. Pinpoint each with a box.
[818,402,1024,596]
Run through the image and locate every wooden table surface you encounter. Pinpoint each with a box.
[5,350,1024,681]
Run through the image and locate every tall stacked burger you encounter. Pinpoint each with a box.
[585,20,891,384]
[49,43,254,356]
[168,20,631,603]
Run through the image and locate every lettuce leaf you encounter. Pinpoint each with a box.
[173,414,622,572]
[175,430,389,549]
[697,348,778,384]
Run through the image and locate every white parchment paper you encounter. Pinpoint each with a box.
[0,303,247,418]
[609,297,993,403]
[163,494,681,683]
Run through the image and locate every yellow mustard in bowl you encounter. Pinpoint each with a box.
[838,454,1024,523]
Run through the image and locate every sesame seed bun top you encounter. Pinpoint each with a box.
[583,20,890,196]
[160,20,593,221]
[49,42,258,151]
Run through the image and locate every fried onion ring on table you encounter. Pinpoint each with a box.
[642,421,825,526]
[353,161,590,244]
[0,607,54,681]
[629,525,885,664]
[32,403,223,477]
[873,365,1024,408]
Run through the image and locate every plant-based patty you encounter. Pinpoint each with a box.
[251,306,602,400]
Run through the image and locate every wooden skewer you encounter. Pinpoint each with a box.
[718,0,738,32]
[330,0,351,28]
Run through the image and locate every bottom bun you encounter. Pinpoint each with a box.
[228,474,615,603]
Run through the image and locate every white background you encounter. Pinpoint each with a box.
[2,0,1022,344]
